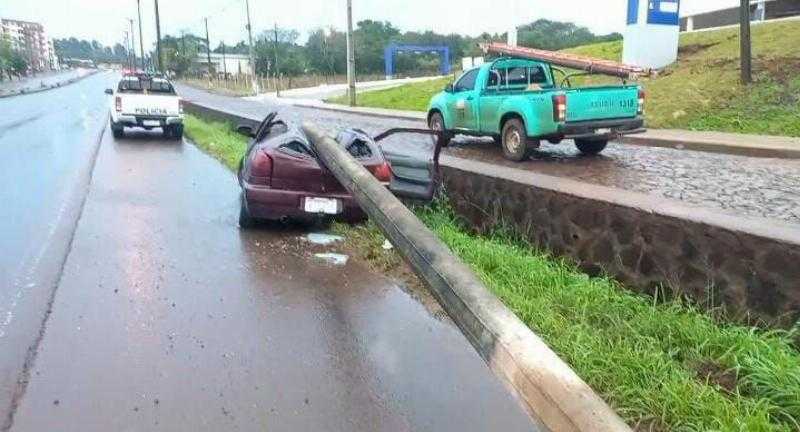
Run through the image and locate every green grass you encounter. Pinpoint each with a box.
[327,20,800,137]
[184,113,800,431]
[327,77,452,111]
[183,114,249,171]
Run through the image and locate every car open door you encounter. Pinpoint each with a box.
[373,128,446,201]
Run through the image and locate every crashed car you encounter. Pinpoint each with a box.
[236,112,442,228]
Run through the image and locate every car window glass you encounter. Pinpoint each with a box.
[530,66,548,84]
[453,69,479,92]
[280,140,313,157]
[507,67,528,86]
[486,69,506,88]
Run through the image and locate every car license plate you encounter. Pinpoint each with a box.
[596,128,612,135]
[143,120,161,127]
[304,197,340,215]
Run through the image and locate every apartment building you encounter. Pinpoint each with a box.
[1,18,59,71]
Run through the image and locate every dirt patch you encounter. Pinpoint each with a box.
[689,359,739,394]
[678,42,720,58]
[754,56,800,85]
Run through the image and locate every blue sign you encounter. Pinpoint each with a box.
[647,0,680,26]
[627,0,639,24]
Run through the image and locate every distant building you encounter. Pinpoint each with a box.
[192,53,251,77]
[0,18,58,71]
[680,0,800,32]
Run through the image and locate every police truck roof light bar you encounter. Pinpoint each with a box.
[480,42,652,80]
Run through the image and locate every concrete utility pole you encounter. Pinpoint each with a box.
[273,23,280,97]
[204,17,213,76]
[244,0,260,94]
[123,31,130,69]
[137,0,145,70]
[345,0,356,106]
[128,18,136,69]
[154,0,163,73]
[739,0,752,84]
[221,42,227,79]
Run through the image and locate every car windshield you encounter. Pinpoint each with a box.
[117,77,175,94]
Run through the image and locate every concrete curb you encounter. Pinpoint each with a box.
[286,102,800,160]
[303,122,631,432]
[0,70,99,99]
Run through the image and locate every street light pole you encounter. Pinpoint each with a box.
[128,18,136,69]
[273,23,281,97]
[739,0,752,84]
[154,0,163,73]
[244,0,260,94]
[137,0,145,70]
[345,0,356,106]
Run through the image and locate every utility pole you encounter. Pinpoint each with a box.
[205,17,213,76]
[128,18,136,69]
[154,0,163,73]
[123,31,130,69]
[137,0,145,70]
[739,0,752,84]
[221,42,227,79]
[345,0,356,106]
[244,0,260,94]
[273,23,280,97]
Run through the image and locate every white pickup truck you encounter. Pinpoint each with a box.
[106,74,184,139]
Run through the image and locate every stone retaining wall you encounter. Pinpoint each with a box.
[441,156,800,326]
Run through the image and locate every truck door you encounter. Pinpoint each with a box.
[447,68,480,131]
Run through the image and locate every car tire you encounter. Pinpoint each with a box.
[501,118,532,162]
[171,125,184,140]
[428,112,451,147]
[110,120,124,139]
[238,193,257,229]
[575,138,608,155]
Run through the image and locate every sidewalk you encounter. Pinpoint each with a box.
[263,98,800,159]
[0,68,97,98]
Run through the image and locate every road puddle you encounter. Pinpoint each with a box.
[304,232,344,245]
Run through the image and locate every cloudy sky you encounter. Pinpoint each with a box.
[3,0,742,49]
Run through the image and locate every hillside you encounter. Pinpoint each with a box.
[329,19,800,137]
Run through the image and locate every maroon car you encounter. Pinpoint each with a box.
[236,112,439,228]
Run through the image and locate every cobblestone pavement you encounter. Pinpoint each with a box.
[176,84,800,225]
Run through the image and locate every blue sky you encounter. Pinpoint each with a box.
[2,0,740,48]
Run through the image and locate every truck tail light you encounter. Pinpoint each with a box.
[248,149,272,185]
[637,89,646,115]
[368,162,392,183]
[179,99,185,115]
[115,96,122,113]
[552,94,566,123]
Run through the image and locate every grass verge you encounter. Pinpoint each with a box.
[325,20,800,137]
[184,113,800,431]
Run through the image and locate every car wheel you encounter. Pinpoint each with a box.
[428,112,451,147]
[110,120,124,139]
[575,138,608,155]
[238,193,257,229]
[173,124,184,140]
[501,118,533,162]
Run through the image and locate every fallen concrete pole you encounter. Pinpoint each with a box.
[302,122,631,432]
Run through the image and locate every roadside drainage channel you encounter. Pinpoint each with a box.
[182,100,631,432]
[440,155,800,326]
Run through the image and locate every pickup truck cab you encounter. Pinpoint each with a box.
[106,74,184,139]
[427,58,645,160]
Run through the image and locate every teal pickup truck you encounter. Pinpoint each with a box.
[427,58,645,161]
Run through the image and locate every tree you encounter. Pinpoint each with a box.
[305,28,346,76]
[353,20,400,74]
[516,19,622,51]
[255,28,305,78]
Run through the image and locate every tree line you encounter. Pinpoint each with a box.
[0,35,29,80]
[161,19,621,78]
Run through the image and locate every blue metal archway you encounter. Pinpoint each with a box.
[384,43,451,79]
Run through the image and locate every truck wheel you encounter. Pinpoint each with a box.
[172,125,184,140]
[575,138,608,155]
[239,193,257,229]
[501,118,532,162]
[110,120,124,139]
[428,112,451,147]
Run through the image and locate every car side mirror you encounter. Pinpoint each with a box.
[104,88,113,95]
[444,83,454,93]
[236,125,255,137]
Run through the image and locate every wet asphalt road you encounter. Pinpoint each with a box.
[2,78,537,430]
[0,71,117,427]
[176,83,800,225]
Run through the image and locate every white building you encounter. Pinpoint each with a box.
[1,18,58,71]
[194,53,251,77]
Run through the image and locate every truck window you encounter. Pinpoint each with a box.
[507,67,528,86]
[486,69,506,88]
[453,69,479,92]
[117,77,176,94]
